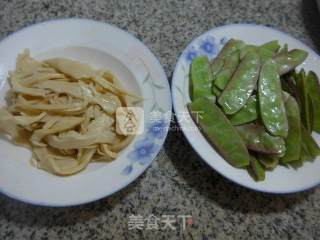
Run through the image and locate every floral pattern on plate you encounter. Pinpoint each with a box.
[184,35,228,63]
[121,118,169,176]
[121,70,170,176]
[177,35,229,100]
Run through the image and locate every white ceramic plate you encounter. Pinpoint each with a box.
[172,24,320,193]
[0,18,172,206]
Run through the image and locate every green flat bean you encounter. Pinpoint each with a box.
[289,69,298,79]
[288,159,304,169]
[205,95,217,105]
[282,91,291,102]
[301,125,320,158]
[296,69,313,132]
[259,41,279,63]
[187,97,250,168]
[236,124,286,156]
[211,39,244,79]
[306,71,320,133]
[190,56,213,100]
[308,94,314,132]
[281,74,299,102]
[217,39,245,59]
[258,154,279,170]
[301,140,313,161]
[212,85,222,97]
[218,51,260,115]
[240,42,277,60]
[281,96,301,163]
[214,50,240,90]
[260,40,280,53]
[289,141,313,168]
[210,58,224,79]
[248,154,265,181]
[273,49,308,75]
[257,47,274,63]
[229,95,258,125]
[259,59,288,138]
[240,45,256,59]
[241,46,273,62]
[278,43,288,55]
[280,79,293,96]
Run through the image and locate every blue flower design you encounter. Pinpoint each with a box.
[122,35,229,176]
[185,46,198,62]
[148,119,168,139]
[199,36,218,57]
[128,138,158,165]
[122,165,133,176]
[220,36,229,45]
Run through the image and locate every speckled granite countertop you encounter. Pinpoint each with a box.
[0,0,320,239]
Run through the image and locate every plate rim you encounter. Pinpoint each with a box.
[172,23,320,194]
[0,18,172,207]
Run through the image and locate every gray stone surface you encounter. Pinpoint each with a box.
[0,0,320,239]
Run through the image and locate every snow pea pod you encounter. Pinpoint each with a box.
[210,58,224,80]
[282,90,291,102]
[238,126,285,155]
[273,49,308,76]
[212,85,222,97]
[281,74,299,103]
[257,47,274,63]
[281,96,301,163]
[190,56,213,100]
[214,50,240,90]
[296,69,313,132]
[260,40,280,53]
[301,125,320,158]
[248,154,265,182]
[218,51,260,115]
[187,97,250,168]
[240,42,277,60]
[240,45,256,59]
[288,152,306,168]
[236,124,286,156]
[301,138,313,161]
[280,78,292,94]
[306,71,320,133]
[278,43,288,55]
[229,95,258,125]
[258,154,279,170]
[211,39,244,79]
[301,145,312,161]
[289,130,317,168]
[259,59,288,138]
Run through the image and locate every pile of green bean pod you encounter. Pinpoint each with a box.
[188,39,320,181]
